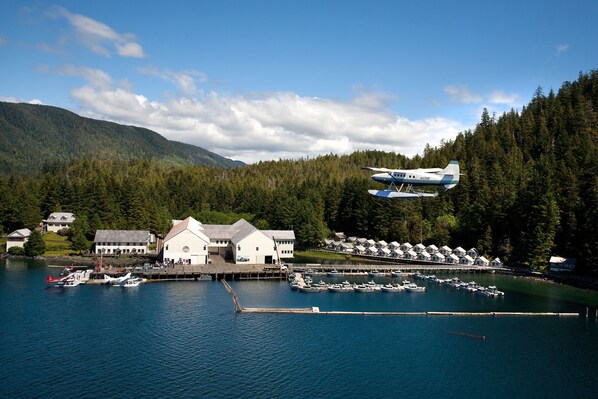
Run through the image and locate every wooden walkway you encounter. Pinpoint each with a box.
[220,280,579,317]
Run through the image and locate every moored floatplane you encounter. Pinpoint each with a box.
[104,272,146,287]
[45,267,92,287]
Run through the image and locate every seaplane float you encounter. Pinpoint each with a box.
[104,273,146,287]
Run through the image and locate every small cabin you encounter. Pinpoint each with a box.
[354,245,366,255]
[413,243,426,254]
[445,254,460,264]
[459,255,474,265]
[549,256,576,272]
[333,232,346,242]
[337,243,354,253]
[6,228,31,251]
[375,240,388,249]
[425,244,438,254]
[400,242,413,252]
[431,252,445,263]
[378,248,391,257]
[490,257,503,267]
[390,249,404,259]
[474,256,489,267]
[439,245,452,255]
[365,247,377,256]
[417,252,432,261]
[467,248,479,258]
[388,241,400,250]
[453,246,466,257]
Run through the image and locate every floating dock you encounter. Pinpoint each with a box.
[221,280,579,317]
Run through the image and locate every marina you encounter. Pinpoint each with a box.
[222,280,579,317]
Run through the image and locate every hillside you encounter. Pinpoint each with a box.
[0,102,243,174]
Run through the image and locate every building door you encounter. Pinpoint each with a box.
[265,255,273,264]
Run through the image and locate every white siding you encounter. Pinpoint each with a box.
[163,229,209,265]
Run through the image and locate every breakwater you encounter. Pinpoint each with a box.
[221,280,579,317]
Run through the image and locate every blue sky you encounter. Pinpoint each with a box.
[1,1,596,163]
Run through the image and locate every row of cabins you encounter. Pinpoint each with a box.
[323,237,502,267]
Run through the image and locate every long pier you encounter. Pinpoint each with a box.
[92,262,504,283]
[220,280,579,317]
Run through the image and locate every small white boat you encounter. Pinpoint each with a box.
[403,283,426,292]
[486,286,505,297]
[328,284,354,293]
[299,284,324,293]
[381,284,405,292]
[354,284,381,293]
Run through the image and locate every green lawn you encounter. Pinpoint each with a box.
[43,232,73,255]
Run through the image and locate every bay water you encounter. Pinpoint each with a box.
[2,257,598,398]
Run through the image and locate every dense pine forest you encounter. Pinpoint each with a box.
[1,71,596,273]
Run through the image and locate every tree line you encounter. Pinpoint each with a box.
[0,70,596,273]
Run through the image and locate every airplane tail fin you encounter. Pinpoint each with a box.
[441,160,460,189]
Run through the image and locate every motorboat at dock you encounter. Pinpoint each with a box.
[380,283,405,292]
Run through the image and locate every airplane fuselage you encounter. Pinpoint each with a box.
[371,170,458,187]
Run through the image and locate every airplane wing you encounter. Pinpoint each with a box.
[417,168,443,173]
[361,167,395,173]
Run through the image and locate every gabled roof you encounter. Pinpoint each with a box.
[8,228,31,238]
[231,219,263,243]
[44,212,75,223]
[94,230,149,243]
[164,217,209,243]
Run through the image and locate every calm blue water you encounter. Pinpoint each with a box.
[2,258,598,399]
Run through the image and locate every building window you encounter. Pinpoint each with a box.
[238,245,241,251]
[256,247,259,251]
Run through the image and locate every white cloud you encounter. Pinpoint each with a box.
[488,90,521,106]
[556,44,570,55]
[138,66,207,95]
[0,96,44,105]
[53,65,114,89]
[444,85,483,104]
[116,42,144,58]
[48,6,145,58]
[67,76,464,163]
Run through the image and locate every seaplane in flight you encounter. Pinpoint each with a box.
[363,160,460,198]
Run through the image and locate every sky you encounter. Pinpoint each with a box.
[1,1,597,164]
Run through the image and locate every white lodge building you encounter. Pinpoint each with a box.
[94,230,151,255]
[162,217,295,265]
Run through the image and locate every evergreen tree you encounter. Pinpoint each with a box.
[24,231,45,257]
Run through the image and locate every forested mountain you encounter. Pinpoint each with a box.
[1,70,596,273]
[0,102,243,174]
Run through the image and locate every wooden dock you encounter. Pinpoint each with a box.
[220,280,579,317]
[90,261,507,283]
